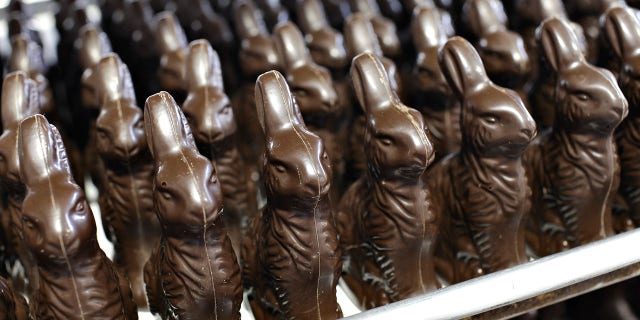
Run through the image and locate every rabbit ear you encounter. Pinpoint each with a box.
[144,91,197,160]
[344,13,383,58]
[350,52,399,113]
[95,53,136,105]
[439,36,489,97]
[185,40,224,91]
[154,11,188,54]
[233,0,269,39]
[273,22,312,70]
[604,6,640,60]
[1,71,40,129]
[349,0,381,18]
[255,70,305,136]
[8,35,44,74]
[463,0,507,36]
[18,114,72,186]
[296,0,329,33]
[79,25,112,70]
[537,17,584,72]
[412,7,446,50]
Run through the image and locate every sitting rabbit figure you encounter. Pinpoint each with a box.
[94,54,160,309]
[0,72,41,296]
[524,18,628,257]
[603,6,640,230]
[429,37,536,284]
[143,92,242,319]
[154,12,189,103]
[336,53,437,309]
[182,39,253,253]
[0,275,29,320]
[411,6,461,160]
[296,0,348,72]
[462,0,530,107]
[18,114,137,319]
[348,0,402,59]
[242,71,341,320]
[272,22,347,201]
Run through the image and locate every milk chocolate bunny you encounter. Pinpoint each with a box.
[155,11,189,103]
[255,0,290,30]
[565,0,625,62]
[411,6,461,159]
[182,39,253,253]
[18,114,137,319]
[0,275,29,320]
[79,25,113,111]
[94,54,160,309]
[143,92,242,319]
[242,71,341,320]
[296,0,348,71]
[0,72,41,296]
[336,53,438,309]
[524,18,628,257]
[348,0,401,58]
[428,37,536,284]
[8,35,53,117]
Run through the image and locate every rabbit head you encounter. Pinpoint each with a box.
[254,0,290,29]
[182,40,236,145]
[0,71,40,188]
[538,18,628,133]
[273,22,339,115]
[349,0,401,57]
[8,34,53,115]
[351,53,434,179]
[155,11,188,93]
[18,114,97,261]
[603,6,640,112]
[79,25,113,110]
[515,0,567,28]
[463,0,530,87]
[255,71,332,210]
[439,37,536,157]
[233,0,280,78]
[144,92,223,230]
[296,0,348,70]
[412,7,452,99]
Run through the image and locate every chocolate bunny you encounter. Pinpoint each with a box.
[348,0,402,58]
[411,6,461,159]
[565,0,625,62]
[182,39,253,253]
[0,275,29,320]
[242,71,341,320]
[272,21,347,201]
[336,53,438,309]
[79,25,113,112]
[255,0,290,30]
[296,0,348,71]
[428,36,536,284]
[143,91,242,319]
[94,54,160,309]
[524,18,627,257]
[155,11,189,103]
[462,0,530,103]
[18,114,137,319]
[0,72,41,297]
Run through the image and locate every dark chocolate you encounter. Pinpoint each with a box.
[0,275,29,320]
[348,0,402,58]
[296,0,348,71]
[154,11,188,101]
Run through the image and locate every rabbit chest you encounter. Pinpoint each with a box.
[532,131,618,247]
[157,232,242,319]
[102,161,155,231]
[35,252,129,320]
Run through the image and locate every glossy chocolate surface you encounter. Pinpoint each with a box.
[296,0,348,70]
[348,0,401,58]
[143,92,242,319]
[154,11,188,100]
[79,25,113,111]
[18,114,137,319]
[337,53,438,309]
[429,37,535,283]
[242,71,341,319]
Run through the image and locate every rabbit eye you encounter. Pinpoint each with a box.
[323,151,329,160]
[22,216,35,229]
[135,120,144,130]
[97,129,108,139]
[377,135,393,146]
[272,162,287,173]
[221,104,232,115]
[575,92,590,101]
[160,190,172,200]
[484,115,498,124]
[209,173,218,184]
[293,88,308,98]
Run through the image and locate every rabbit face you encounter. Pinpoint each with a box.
[477,30,530,87]
[239,35,280,78]
[95,99,147,161]
[463,85,536,157]
[182,86,237,145]
[306,29,348,70]
[287,65,339,115]
[619,58,640,111]
[415,46,451,97]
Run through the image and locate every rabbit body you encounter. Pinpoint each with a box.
[143,92,242,320]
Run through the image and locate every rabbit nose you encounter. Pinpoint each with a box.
[114,139,139,157]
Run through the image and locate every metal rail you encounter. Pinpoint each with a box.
[344,229,640,320]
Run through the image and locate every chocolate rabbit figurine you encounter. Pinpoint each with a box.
[242,71,342,320]
[0,72,41,297]
[429,36,536,284]
[603,7,640,230]
[143,91,242,319]
[18,114,137,319]
[182,39,253,253]
[272,22,347,201]
[94,54,161,309]
[296,0,348,72]
[462,0,530,105]
[79,25,113,112]
[8,35,53,117]
[411,6,461,159]
[348,0,402,58]
[336,53,437,309]
[524,18,628,257]
[565,0,625,62]
[155,11,189,103]
[255,0,290,30]
[0,275,29,320]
